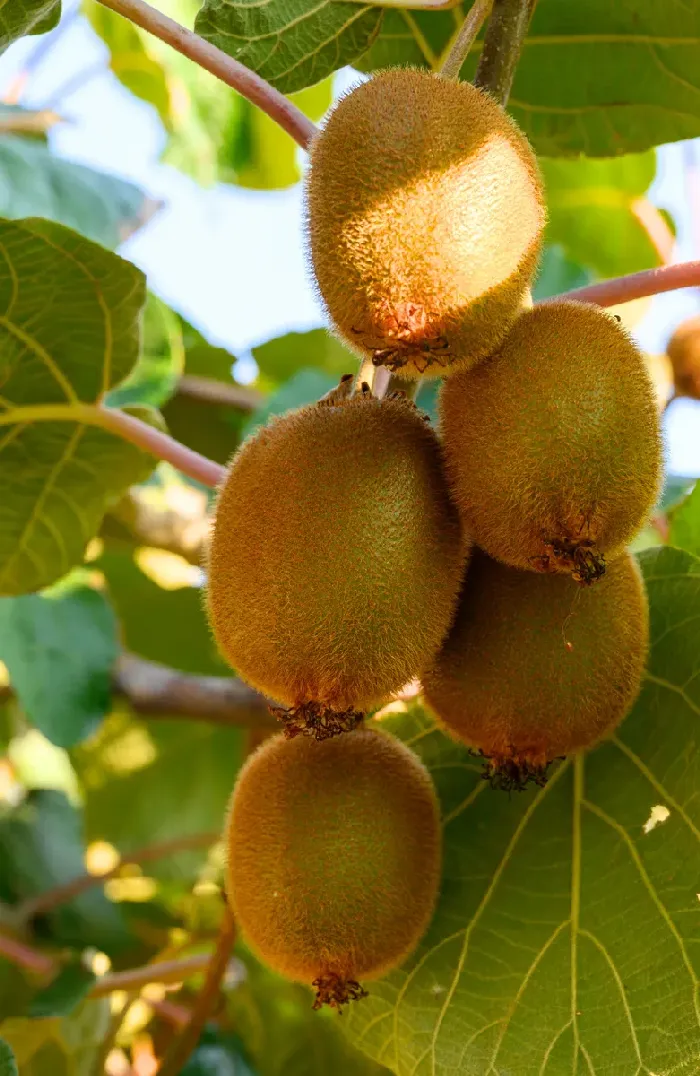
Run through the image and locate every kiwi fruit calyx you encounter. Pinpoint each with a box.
[311,972,369,1012]
[269,700,365,741]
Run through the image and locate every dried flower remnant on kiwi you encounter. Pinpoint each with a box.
[312,973,368,1013]
[306,69,545,378]
[207,374,466,740]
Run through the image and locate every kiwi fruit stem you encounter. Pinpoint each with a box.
[438,0,493,81]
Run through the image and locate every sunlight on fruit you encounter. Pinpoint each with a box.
[135,547,204,590]
[86,840,121,876]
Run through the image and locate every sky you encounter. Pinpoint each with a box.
[0,9,699,475]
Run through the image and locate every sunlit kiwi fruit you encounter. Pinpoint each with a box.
[666,314,700,400]
[439,301,663,584]
[225,728,442,1009]
[206,383,467,738]
[423,550,648,791]
[306,68,545,378]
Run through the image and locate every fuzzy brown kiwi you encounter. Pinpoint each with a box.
[206,384,467,738]
[225,727,441,1010]
[439,301,663,584]
[423,550,648,791]
[305,68,545,379]
[666,315,700,400]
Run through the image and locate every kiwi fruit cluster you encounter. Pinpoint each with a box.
[208,66,661,1011]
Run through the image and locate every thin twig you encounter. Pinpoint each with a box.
[18,828,221,922]
[177,375,263,412]
[439,0,493,80]
[550,261,700,308]
[473,0,533,105]
[95,0,316,150]
[157,905,236,1075]
[89,954,215,997]
[0,931,55,977]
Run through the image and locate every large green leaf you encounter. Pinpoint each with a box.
[347,546,700,1075]
[194,0,381,95]
[357,1,700,156]
[541,152,666,278]
[0,999,110,1076]
[252,328,355,386]
[106,293,185,410]
[0,217,155,596]
[0,1039,18,1076]
[0,135,156,249]
[83,0,173,126]
[0,0,59,54]
[0,789,130,954]
[669,481,700,559]
[0,580,117,748]
[242,368,337,438]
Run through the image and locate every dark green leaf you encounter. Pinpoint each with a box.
[348,546,700,1075]
[0,581,117,748]
[74,712,242,881]
[0,790,130,954]
[0,135,156,248]
[106,294,184,410]
[29,962,96,1019]
[194,0,381,95]
[180,1030,257,1076]
[242,368,338,439]
[252,329,355,385]
[0,1038,18,1076]
[541,152,667,277]
[532,245,593,302]
[0,217,155,596]
[669,481,700,558]
[0,0,59,54]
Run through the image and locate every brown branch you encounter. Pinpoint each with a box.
[177,375,263,412]
[473,0,533,105]
[95,0,317,150]
[157,905,236,1075]
[552,260,700,308]
[89,954,215,997]
[439,0,493,81]
[17,829,221,923]
[0,931,55,977]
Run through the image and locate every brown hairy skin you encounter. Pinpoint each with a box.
[225,729,442,1009]
[666,315,700,399]
[206,390,467,729]
[439,302,663,582]
[306,68,545,379]
[423,551,649,790]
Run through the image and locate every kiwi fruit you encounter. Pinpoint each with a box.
[666,314,700,399]
[207,384,467,738]
[225,727,441,1009]
[423,550,648,791]
[439,301,663,583]
[306,68,545,379]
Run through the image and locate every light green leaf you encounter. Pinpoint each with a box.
[669,481,700,559]
[1,998,111,1076]
[106,294,185,410]
[29,963,96,1019]
[0,1039,18,1076]
[541,152,670,278]
[0,0,60,54]
[194,0,382,95]
[347,546,700,1076]
[83,0,173,126]
[252,328,355,386]
[242,368,338,438]
[0,135,157,249]
[0,217,155,596]
[0,581,117,748]
[359,3,700,156]
[532,245,593,302]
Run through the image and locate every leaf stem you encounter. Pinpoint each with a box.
[552,261,700,308]
[157,904,237,1076]
[89,954,216,997]
[0,931,55,977]
[94,0,317,150]
[473,0,533,105]
[439,0,493,81]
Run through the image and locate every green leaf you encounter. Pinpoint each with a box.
[194,0,382,95]
[347,546,700,1075]
[0,1039,18,1076]
[0,0,60,55]
[242,368,338,439]
[0,581,117,748]
[541,152,668,278]
[106,294,185,410]
[0,217,155,596]
[0,135,157,249]
[74,711,243,881]
[0,789,130,954]
[532,245,593,302]
[83,0,173,127]
[29,963,96,1019]
[1,998,111,1076]
[359,3,700,156]
[669,481,700,558]
[252,328,355,386]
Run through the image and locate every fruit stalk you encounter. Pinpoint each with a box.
[439,0,493,81]
[473,0,534,105]
[95,0,317,150]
